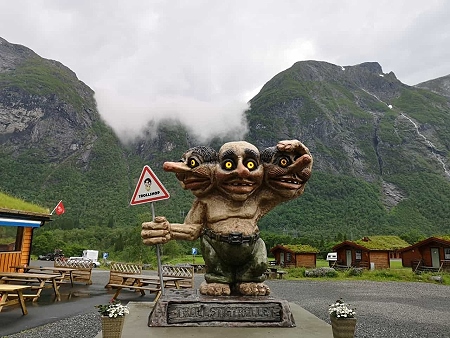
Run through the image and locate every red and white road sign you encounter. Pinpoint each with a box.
[129,165,170,205]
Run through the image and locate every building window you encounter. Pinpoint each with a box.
[444,248,450,260]
[355,250,362,260]
[286,252,292,262]
[0,227,22,252]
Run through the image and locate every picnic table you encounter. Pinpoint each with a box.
[264,267,287,279]
[0,272,62,301]
[10,265,76,287]
[107,273,184,302]
[0,284,31,315]
[190,263,206,273]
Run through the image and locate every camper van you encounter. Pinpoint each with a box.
[326,252,337,267]
[82,250,100,267]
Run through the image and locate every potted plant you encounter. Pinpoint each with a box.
[96,299,129,338]
[328,299,356,338]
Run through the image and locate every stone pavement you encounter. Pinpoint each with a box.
[94,301,333,338]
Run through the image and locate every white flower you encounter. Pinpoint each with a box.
[96,300,130,317]
[328,299,356,319]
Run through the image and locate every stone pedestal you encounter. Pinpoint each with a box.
[149,289,296,327]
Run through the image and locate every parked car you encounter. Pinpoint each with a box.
[38,253,53,261]
[67,256,100,267]
[38,250,64,261]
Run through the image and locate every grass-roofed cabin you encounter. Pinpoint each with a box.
[332,236,410,270]
[399,236,450,271]
[0,192,51,272]
[270,244,320,268]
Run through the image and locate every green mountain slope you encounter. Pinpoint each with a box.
[246,61,450,238]
[1,38,450,261]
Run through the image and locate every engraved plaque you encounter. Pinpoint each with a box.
[167,302,282,324]
[148,290,296,327]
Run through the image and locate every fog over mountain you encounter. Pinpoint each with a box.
[1,1,450,143]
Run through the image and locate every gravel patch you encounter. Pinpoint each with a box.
[2,271,450,338]
[266,279,450,338]
[4,312,101,338]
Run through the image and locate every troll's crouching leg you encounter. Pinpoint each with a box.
[201,235,235,284]
[200,235,269,296]
[199,235,233,296]
[236,238,270,296]
[235,238,268,283]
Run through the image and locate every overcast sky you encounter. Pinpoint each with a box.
[1,1,450,142]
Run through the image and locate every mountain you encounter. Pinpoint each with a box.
[245,60,450,238]
[0,37,139,228]
[415,74,450,99]
[1,37,450,250]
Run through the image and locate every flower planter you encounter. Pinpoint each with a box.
[330,316,357,338]
[101,315,125,338]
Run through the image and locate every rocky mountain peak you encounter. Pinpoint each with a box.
[415,74,450,98]
[0,37,99,165]
[0,37,35,73]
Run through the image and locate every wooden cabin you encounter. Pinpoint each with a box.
[270,244,319,268]
[332,236,409,270]
[0,208,51,272]
[399,236,450,271]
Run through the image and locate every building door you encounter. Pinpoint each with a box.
[431,248,440,268]
[346,250,352,267]
[280,252,285,266]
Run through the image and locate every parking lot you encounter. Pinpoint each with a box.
[1,261,450,337]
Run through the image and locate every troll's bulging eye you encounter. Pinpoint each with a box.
[279,157,291,168]
[188,158,199,168]
[223,160,234,170]
[245,160,257,170]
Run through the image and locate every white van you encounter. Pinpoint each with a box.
[326,252,337,261]
[82,250,100,267]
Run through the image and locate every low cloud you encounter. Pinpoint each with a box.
[95,89,249,144]
[1,1,450,143]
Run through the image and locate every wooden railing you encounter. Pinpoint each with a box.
[0,251,21,272]
[160,265,194,288]
[54,257,94,284]
[106,262,142,288]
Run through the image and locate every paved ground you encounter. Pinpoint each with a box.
[1,261,450,337]
[269,280,450,338]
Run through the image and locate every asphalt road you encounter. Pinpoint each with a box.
[1,261,450,337]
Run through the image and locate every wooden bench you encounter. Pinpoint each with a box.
[0,279,42,300]
[160,265,194,288]
[276,270,286,279]
[264,268,286,279]
[54,257,93,285]
[0,278,47,290]
[105,262,142,288]
[0,272,62,301]
[412,259,440,273]
[0,284,31,315]
[107,283,161,301]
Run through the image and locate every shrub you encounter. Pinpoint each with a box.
[345,267,364,276]
[304,267,338,278]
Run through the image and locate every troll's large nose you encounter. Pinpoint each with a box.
[235,161,251,178]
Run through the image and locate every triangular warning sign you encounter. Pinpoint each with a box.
[130,165,170,205]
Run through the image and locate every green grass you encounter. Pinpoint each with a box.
[282,259,450,285]
[0,56,90,110]
[162,255,205,266]
[0,191,49,213]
